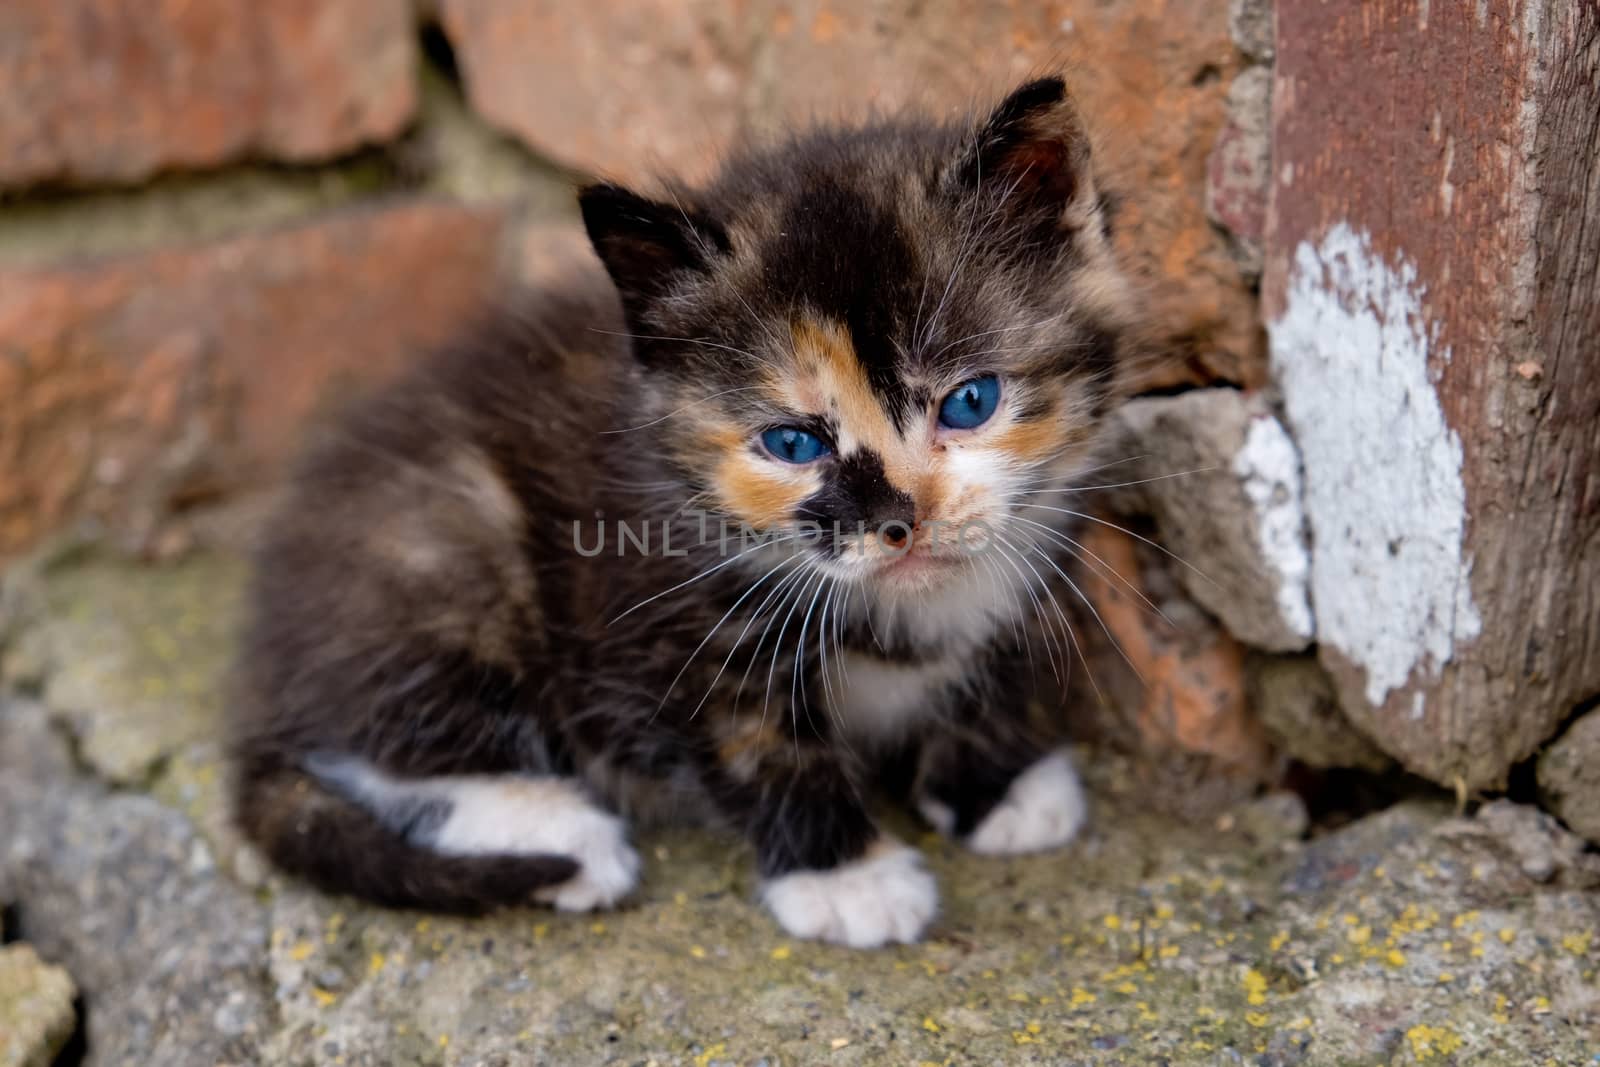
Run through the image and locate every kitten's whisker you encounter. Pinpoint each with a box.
[988,538,1060,685]
[764,566,827,739]
[925,309,1072,362]
[1014,503,1216,588]
[1007,514,1173,629]
[738,562,817,727]
[1013,466,1216,495]
[992,534,1067,686]
[607,535,799,625]
[1012,528,1144,687]
[683,553,808,720]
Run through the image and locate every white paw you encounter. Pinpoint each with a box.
[760,841,938,948]
[966,750,1087,856]
[424,776,641,911]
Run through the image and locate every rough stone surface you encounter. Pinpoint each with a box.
[439,0,1264,390]
[1249,654,1391,773]
[0,552,245,785]
[0,943,77,1067]
[1206,65,1272,274]
[0,0,415,189]
[0,200,507,563]
[1229,0,1276,61]
[1538,707,1600,845]
[1068,523,1279,815]
[3,551,1600,1065]
[1113,389,1313,653]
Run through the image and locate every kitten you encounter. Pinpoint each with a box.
[230,76,1135,947]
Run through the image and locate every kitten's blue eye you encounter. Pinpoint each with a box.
[761,426,831,464]
[938,375,1001,429]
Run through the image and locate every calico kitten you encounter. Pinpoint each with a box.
[230,76,1135,948]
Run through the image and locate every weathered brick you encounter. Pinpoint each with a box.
[0,201,506,561]
[0,0,416,188]
[439,0,1263,388]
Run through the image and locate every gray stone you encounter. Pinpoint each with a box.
[0,553,246,785]
[1538,706,1600,844]
[1113,389,1314,652]
[1207,65,1273,274]
[0,703,271,1067]
[1250,653,1391,771]
[1230,0,1275,61]
[0,943,77,1067]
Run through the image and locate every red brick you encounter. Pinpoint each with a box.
[0,201,506,561]
[439,0,1263,389]
[0,0,415,188]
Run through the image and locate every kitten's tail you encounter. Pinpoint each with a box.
[232,757,579,915]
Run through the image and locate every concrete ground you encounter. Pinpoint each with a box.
[1,550,1597,1066]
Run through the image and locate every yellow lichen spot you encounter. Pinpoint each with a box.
[533,924,548,940]
[1243,968,1269,1006]
[1026,1021,1042,1034]
[689,945,707,959]
[1451,910,1477,929]
[311,987,338,1007]
[1347,925,1372,945]
[980,968,996,979]
[1008,991,1031,1003]
[1531,996,1551,1016]
[1011,1032,1034,1045]
[1070,987,1097,1007]
[368,952,385,976]
[1405,1024,1463,1060]
[289,940,315,962]
[693,1042,726,1067]
[1437,973,1454,984]
[1373,866,1387,879]
[1269,930,1290,952]
[674,892,689,907]
[1159,944,1181,959]
[922,1016,942,1034]
[1342,913,1359,926]
[1103,914,1122,930]
[1330,954,1345,965]
[590,921,607,934]
[437,1034,450,1050]
[770,944,791,961]
[1498,927,1516,944]
[1115,981,1138,995]
[1386,949,1407,967]
[1441,940,1454,952]
[1245,1012,1269,1028]
[1560,931,1592,956]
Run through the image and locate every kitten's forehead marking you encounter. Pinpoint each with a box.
[785,317,924,493]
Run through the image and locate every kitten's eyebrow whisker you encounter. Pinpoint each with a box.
[588,328,763,363]
[601,386,763,434]
[925,310,1072,362]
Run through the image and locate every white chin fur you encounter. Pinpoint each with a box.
[310,757,640,912]
[965,749,1087,856]
[760,841,938,948]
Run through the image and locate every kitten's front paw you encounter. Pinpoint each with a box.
[760,840,938,948]
[966,750,1087,855]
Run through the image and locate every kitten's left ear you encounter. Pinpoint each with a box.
[946,77,1097,230]
[579,183,728,324]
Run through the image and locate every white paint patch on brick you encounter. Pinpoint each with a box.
[1231,413,1315,643]
[1269,223,1481,710]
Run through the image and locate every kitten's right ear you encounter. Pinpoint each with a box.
[579,183,726,322]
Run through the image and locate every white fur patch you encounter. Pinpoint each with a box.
[966,750,1087,855]
[760,841,938,948]
[311,758,640,912]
